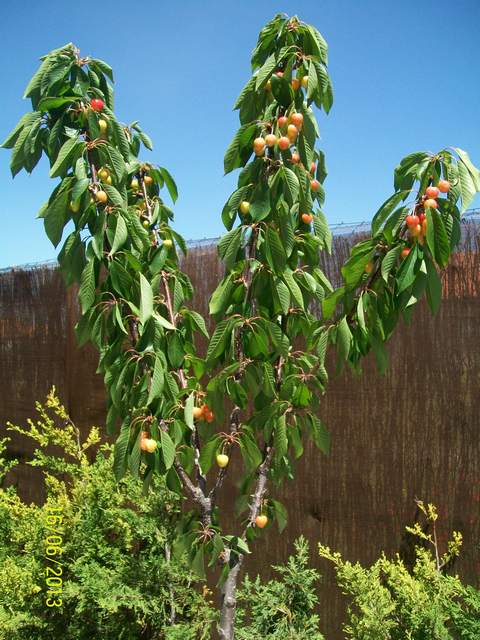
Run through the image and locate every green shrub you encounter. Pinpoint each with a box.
[319,502,480,640]
[0,390,215,640]
[235,536,324,639]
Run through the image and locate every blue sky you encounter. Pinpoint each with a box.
[1,0,479,268]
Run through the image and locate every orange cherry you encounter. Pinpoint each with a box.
[425,186,439,199]
[265,133,277,147]
[289,112,304,129]
[253,137,266,156]
[405,214,419,228]
[255,515,268,529]
[287,124,298,142]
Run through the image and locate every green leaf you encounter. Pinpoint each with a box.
[102,109,130,160]
[139,273,154,325]
[310,415,330,454]
[113,422,130,481]
[274,278,290,314]
[274,414,288,460]
[336,317,352,361]
[381,245,402,281]
[255,53,276,89]
[23,55,53,98]
[138,131,153,151]
[313,211,332,253]
[270,73,294,108]
[206,319,230,362]
[79,259,96,313]
[322,287,345,319]
[265,227,286,273]
[1,112,41,149]
[71,178,89,202]
[49,138,83,178]
[306,62,319,101]
[44,190,69,247]
[199,436,221,475]
[281,166,300,203]
[167,333,184,368]
[191,545,206,580]
[396,245,418,293]
[283,269,304,308]
[91,57,114,81]
[184,393,194,430]
[153,312,175,332]
[224,123,257,174]
[160,430,175,469]
[185,310,209,338]
[250,183,270,221]
[425,257,442,315]
[108,214,128,256]
[454,148,480,190]
[159,166,178,203]
[37,96,78,111]
[371,190,409,236]
[271,499,288,533]
[147,356,164,404]
[104,144,127,183]
[456,157,477,212]
[103,183,126,209]
[239,431,263,472]
[209,275,233,316]
[218,227,241,270]
[426,209,450,268]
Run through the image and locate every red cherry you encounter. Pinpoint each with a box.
[275,71,284,78]
[424,198,438,209]
[405,214,420,228]
[438,179,450,193]
[90,98,104,112]
[291,152,300,164]
[401,247,411,259]
[418,213,426,223]
[278,116,288,129]
[310,162,316,174]
[301,213,313,224]
[310,179,320,192]
[425,186,439,199]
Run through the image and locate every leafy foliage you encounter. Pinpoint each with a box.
[319,504,480,640]
[236,537,324,639]
[0,391,215,640]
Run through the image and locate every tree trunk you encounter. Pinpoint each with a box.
[218,554,244,640]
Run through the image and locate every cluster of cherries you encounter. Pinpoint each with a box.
[402,179,450,257]
[248,112,320,226]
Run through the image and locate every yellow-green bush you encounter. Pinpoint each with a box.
[0,391,215,640]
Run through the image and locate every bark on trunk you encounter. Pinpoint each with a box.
[218,554,244,640]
